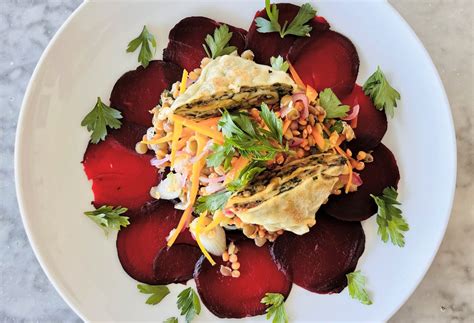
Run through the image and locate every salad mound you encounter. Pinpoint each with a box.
[80,1,407,320]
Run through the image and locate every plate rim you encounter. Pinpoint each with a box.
[14,1,457,321]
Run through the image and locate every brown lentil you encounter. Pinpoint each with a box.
[298,119,308,126]
[296,148,305,158]
[357,151,367,161]
[229,254,238,263]
[346,149,353,157]
[292,130,301,136]
[283,130,294,140]
[231,270,241,278]
[222,251,229,262]
[290,121,299,130]
[231,262,241,270]
[355,162,365,171]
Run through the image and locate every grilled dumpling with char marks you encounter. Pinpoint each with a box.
[226,153,347,235]
[164,55,297,120]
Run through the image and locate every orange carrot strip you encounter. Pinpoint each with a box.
[282,119,292,135]
[172,115,224,144]
[288,62,306,89]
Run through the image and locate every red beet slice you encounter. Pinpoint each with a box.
[288,30,359,97]
[153,244,202,284]
[342,85,387,150]
[117,201,196,284]
[246,3,329,64]
[82,137,159,212]
[163,16,246,71]
[271,212,365,294]
[109,60,182,126]
[323,143,400,221]
[194,240,292,318]
[108,121,148,151]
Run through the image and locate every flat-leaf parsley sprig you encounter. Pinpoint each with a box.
[81,97,123,144]
[137,284,170,305]
[177,287,201,322]
[363,66,401,118]
[127,25,157,68]
[255,0,316,38]
[203,24,238,59]
[261,293,288,323]
[371,187,409,247]
[84,205,129,236]
[346,271,372,305]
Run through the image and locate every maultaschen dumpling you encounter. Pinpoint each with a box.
[163,55,297,120]
[226,153,347,235]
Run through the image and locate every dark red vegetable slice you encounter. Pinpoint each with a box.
[288,30,359,97]
[153,244,202,284]
[110,60,182,126]
[246,3,329,64]
[323,143,400,221]
[271,212,365,294]
[82,137,159,213]
[108,120,148,151]
[342,85,387,150]
[163,16,246,71]
[116,201,196,284]
[194,240,291,318]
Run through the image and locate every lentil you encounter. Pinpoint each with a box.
[229,254,238,263]
[231,270,241,278]
[135,142,148,154]
[231,262,240,270]
[222,251,229,262]
[220,265,232,277]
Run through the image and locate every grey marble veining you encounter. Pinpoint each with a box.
[0,0,472,322]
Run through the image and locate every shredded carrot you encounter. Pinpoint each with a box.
[311,129,326,151]
[141,133,173,145]
[288,62,306,89]
[170,121,183,167]
[335,134,346,147]
[225,156,249,183]
[195,214,216,265]
[306,85,318,102]
[180,69,188,94]
[197,117,221,129]
[172,115,224,144]
[167,134,207,247]
[177,137,188,150]
[321,123,332,136]
[282,119,292,135]
[351,117,358,129]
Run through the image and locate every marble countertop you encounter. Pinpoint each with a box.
[0,0,472,322]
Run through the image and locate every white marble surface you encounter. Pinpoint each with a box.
[0,0,472,322]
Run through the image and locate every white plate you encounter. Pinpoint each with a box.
[15,0,456,321]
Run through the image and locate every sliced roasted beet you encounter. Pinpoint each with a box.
[82,137,159,212]
[108,121,148,151]
[246,3,329,64]
[323,143,400,221]
[163,16,246,71]
[116,201,196,284]
[194,240,291,318]
[288,30,359,97]
[109,60,182,126]
[342,85,387,150]
[271,212,365,294]
[153,244,202,284]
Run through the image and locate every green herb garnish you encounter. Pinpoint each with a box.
[346,271,372,305]
[261,293,288,323]
[270,55,290,72]
[177,287,201,322]
[227,161,266,192]
[163,318,178,323]
[206,143,235,170]
[255,0,316,38]
[81,97,123,144]
[127,25,157,68]
[194,190,232,214]
[363,66,401,118]
[330,120,344,134]
[137,284,170,305]
[84,205,129,236]
[371,187,409,247]
[318,88,350,119]
[260,102,283,144]
[203,24,237,59]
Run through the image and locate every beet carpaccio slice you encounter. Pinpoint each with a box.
[323,143,400,221]
[163,16,247,71]
[246,3,329,65]
[82,137,159,213]
[288,30,359,97]
[108,120,148,151]
[153,244,202,285]
[194,240,292,318]
[271,212,365,294]
[116,201,196,284]
[110,60,182,126]
[342,85,387,150]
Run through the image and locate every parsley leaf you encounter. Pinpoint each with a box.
[346,271,372,305]
[318,88,350,119]
[177,287,201,323]
[227,161,266,192]
[194,190,232,214]
[363,66,401,118]
[203,24,237,59]
[81,97,123,144]
[261,293,288,323]
[127,25,157,68]
[164,317,178,323]
[260,102,283,143]
[330,120,344,134]
[270,55,289,72]
[371,187,409,247]
[206,143,235,170]
[255,0,316,38]
[137,284,170,305]
[84,205,129,236]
